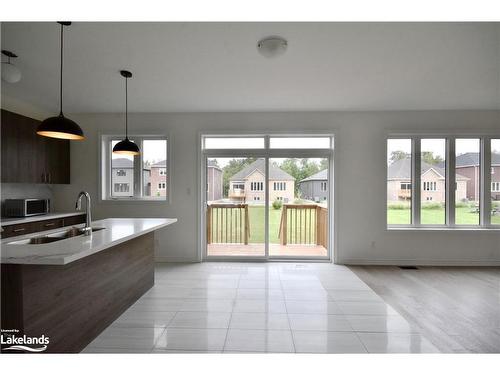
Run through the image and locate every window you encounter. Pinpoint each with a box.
[114,183,130,193]
[492,139,500,225]
[422,181,437,191]
[204,137,265,149]
[320,181,327,191]
[388,136,500,228]
[273,182,286,191]
[387,139,412,225]
[420,139,445,225]
[455,139,480,225]
[251,181,264,191]
[102,136,168,200]
[270,136,331,149]
[253,196,260,201]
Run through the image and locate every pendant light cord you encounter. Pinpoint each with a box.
[125,76,128,138]
[59,23,64,116]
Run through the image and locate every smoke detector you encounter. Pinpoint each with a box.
[257,37,288,58]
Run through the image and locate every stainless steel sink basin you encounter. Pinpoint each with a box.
[7,227,105,245]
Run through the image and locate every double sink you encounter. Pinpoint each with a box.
[8,226,105,245]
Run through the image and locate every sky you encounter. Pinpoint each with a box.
[111,139,166,164]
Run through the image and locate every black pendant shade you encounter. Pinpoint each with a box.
[37,114,84,140]
[37,22,85,141]
[113,138,140,155]
[112,70,140,156]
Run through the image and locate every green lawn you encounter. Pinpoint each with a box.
[388,205,500,225]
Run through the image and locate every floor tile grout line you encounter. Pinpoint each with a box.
[222,274,240,351]
[280,275,297,353]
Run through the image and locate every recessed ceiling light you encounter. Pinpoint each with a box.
[257,36,288,58]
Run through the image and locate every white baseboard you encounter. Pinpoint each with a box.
[338,258,500,266]
[155,256,200,263]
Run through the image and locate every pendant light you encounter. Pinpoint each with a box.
[1,50,22,83]
[112,70,140,155]
[37,22,84,140]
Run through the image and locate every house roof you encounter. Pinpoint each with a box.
[111,158,134,168]
[453,152,500,168]
[388,158,468,180]
[229,159,295,181]
[151,160,167,168]
[300,169,328,183]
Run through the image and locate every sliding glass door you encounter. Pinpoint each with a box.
[205,157,266,258]
[202,135,333,261]
[268,157,329,258]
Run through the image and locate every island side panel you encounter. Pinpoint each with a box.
[3,232,154,353]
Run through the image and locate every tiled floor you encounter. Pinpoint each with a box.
[83,262,439,353]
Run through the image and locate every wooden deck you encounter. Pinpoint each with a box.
[207,243,328,257]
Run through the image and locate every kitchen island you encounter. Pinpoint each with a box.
[1,218,176,353]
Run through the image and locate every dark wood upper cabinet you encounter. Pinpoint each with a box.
[1,109,70,184]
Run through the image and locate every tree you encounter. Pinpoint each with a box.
[421,151,443,165]
[389,150,410,164]
[222,158,256,197]
[279,158,321,196]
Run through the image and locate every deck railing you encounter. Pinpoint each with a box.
[278,204,328,248]
[207,203,250,244]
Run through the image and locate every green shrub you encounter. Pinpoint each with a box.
[421,202,444,210]
[272,200,283,210]
[387,203,409,210]
[455,201,470,208]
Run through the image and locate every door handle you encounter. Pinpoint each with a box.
[13,227,26,232]
[44,222,55,227]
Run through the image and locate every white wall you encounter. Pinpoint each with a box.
[50,110,500,265]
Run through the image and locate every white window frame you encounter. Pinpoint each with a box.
[387,135,500,229]
[200,133,335,262]
[100,134,169,202]
[492,182,500,192]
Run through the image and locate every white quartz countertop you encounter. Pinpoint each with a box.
[0,218,177,265]
[1,212,84,226]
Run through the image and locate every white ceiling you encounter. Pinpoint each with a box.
[1,22,499,113]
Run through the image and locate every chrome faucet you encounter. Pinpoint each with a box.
[75,191,92,235]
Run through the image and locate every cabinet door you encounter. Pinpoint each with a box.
[45,136,70,184]
[1,110,70,184]
[1,110,40,183]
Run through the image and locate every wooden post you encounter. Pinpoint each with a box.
[280,205,288,245]
[207,205,212,244]
[244,204,249,245]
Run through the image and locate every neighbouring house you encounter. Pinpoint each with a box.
[299,169,328,202]
[207,160,223,202]
[150,160,167,197]
[111,157,152,197]
[228,159,295,203]
[452,152,500,201]
[387,158,469,203]
[111,158,134,197]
